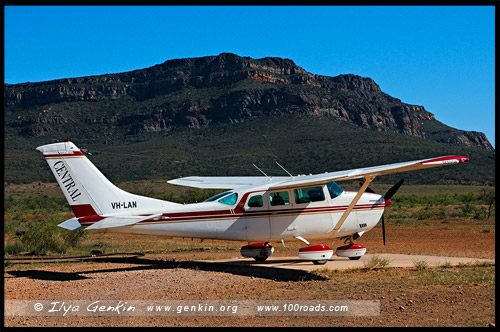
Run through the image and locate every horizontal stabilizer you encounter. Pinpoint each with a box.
[84,213,163,230]
[57,217,82,231]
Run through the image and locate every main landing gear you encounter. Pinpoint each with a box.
[295,236,334,265]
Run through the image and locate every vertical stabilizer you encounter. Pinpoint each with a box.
[36,141,178,218]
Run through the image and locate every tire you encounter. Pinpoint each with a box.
[254,256,268,261]
[312,259,328,265]
[349,256,361,260]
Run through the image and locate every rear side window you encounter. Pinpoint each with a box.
[294,186,325,204]
[248,195,263,207]
[270,191,290,206]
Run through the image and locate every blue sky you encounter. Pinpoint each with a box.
[4,5,495,147]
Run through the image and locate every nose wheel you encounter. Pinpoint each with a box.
[336,243,366,260]
[336,235,367,260]
[298,244,334,264]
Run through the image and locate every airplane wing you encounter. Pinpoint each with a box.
[269,155,469,190]
[167,176,290,189]
[167,156,469,190]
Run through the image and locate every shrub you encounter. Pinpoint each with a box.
[413,260,429,271]
[14,216,86,255]
[363,255,391,271]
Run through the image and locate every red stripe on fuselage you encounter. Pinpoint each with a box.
[77,202,386,226]
[134,203,386,224]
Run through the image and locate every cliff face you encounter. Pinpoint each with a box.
[4,53,493,150]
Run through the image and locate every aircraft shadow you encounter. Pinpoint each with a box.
[5,254,328,282]
[6,269,90,281]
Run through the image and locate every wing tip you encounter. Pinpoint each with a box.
[421,156,469,166]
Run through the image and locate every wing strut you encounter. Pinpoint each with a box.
[331,175,376,234]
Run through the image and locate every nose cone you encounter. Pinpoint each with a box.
[385,199,392,208]
[460,157,469,163]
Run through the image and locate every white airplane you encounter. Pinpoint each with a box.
[36,141,469,264]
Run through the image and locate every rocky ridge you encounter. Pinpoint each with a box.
[4,53,493,150]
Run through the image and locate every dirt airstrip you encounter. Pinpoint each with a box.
[4,218,496,327]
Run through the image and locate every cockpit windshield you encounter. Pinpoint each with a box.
[218,193,238,205]
[327,181,344,199]
[204,191,238,205]
[204,191,232,202]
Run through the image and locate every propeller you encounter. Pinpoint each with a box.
[360,179,405,245]
[384,179,405,201]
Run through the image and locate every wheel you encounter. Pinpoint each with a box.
[253,256,268,262]
[312,259,328,265]
[349,256,361,260]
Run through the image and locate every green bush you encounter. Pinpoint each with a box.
[459,202,477,219]
[4,241,25,255]
[10,216,86,255]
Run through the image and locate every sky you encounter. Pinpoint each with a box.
[4,5,495,147]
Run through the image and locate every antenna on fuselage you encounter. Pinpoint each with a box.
[275,161,295,180]
[253,164,271,180]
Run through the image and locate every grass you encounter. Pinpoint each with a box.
[363,255,392,271]
[401,263,495,288]
[413,260,429,271]
[439,261,453,269]
[312,262,495,290]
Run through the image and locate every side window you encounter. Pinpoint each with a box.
[219,193,238,205]
[247,195,263,208]
[294,186,325,204]
[269,191,290,206]
[327,181,344,199]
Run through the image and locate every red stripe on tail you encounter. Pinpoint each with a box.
[43,151,85,158]
[71,204,98,217]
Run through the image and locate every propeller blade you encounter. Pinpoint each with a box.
[381,179,404,245]
[382,214,386,246]
[384,179,405,201]
[359,181,376,194]
[365,186,376,194]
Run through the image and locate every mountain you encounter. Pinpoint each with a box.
[3,53,495,185]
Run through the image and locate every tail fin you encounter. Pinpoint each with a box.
[36,141,179,219]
